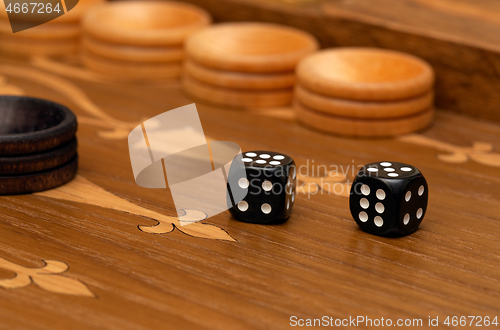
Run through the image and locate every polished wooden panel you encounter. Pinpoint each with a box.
[0,53,499,329]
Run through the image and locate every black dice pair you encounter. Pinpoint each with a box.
[227,153,428,236]
[226,151,296,224]
[349,161,428,236]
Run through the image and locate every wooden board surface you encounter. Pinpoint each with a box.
[176,0,500,123]
[0,53,499,329]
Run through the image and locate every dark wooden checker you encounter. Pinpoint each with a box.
[0,6,500,329]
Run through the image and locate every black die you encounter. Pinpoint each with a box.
[349,161,428,236]
[227,151,296,224]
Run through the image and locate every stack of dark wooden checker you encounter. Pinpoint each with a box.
[80,1,211,80]
[0,96,78,195]
[0,0,102,56]
[294,48,435,137]
[183,22,319,108]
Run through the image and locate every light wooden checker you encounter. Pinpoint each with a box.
[294,101,434,137]
[296,85,434,119]
[0,34,79,55]
[297,48,435,101]
[82,36,184,63]
[184,60,296,90]
[185,22,319,73]
[81,50,183,79]
[182,74,293,107]
[0,19,79,39]
[82,1,211,46]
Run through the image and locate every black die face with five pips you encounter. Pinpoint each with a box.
[349,161,428,236]
[227,151,296,224]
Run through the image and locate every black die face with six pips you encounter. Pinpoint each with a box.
[349,161,428,236]
[227,151,296,224]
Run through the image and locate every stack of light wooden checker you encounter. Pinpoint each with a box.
[0,0,102,56]
[295,48,435,137]
[80,1,211,80]
[183,22,319,108]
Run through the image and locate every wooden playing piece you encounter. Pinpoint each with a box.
[81,50,183,79]
[184,59,296,90]
[294,101,433,137]
[0,155,77,195]
[0,34,79,55]
[297,48,435,101]
[47,0,104,24]
[182,74,293,107]
[0,19,80,39]
[0,96,77,155]
[82,36,184,63]
[185,22,319,73]
[82,1,211,46]
[0,138,77,175]
[295,85,434,119]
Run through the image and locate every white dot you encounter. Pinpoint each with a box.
[274,155,285,160]
[242,158,252,162]
[259,154,271,159]
[237,201,248,211]
[401,167,412,172]
[255,160,266,164]
[403,213,410,225]
[405,191,411,202]
[380,162,392,167]
[359,211,368,222]
[292,192,295,202]
[262,181,272,191]
[261,203,272,214]
[416,208,423,219]
[375,202,384,213]
[245,152,257,157]
[376,189,386,200]
[360,198,369,209]
[361,184,370,196]
[388,173,399,177]
[238,178,249,189]
[384,168,395,172]
[269,161,280,165]
[374,216,383,227]
[418,185,425,196]
[367,167,378,172]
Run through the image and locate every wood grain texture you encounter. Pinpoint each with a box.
[0,155,77,195]
[294,101,434,137]
[175,0,500,122]
[0,138,77,174]
[185,22,319,73]
[81,50,183,79]
[296,48,434,101]
[82,1,212,46]
[184,60,296,90]
[182,74,294,107]
[82,36,185,63]
[0,53,499,329]
[0,35,79,55]
[295,85,434,119]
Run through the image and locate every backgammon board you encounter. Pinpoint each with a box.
[1,5,500,328]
